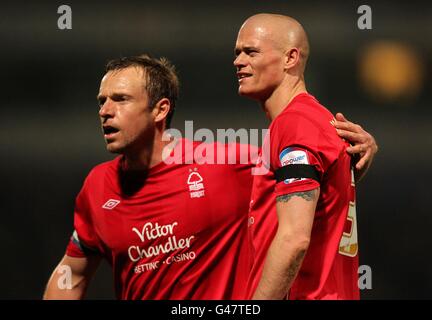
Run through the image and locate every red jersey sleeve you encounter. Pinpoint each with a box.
[65,176,102,257]
[270,112,339,197]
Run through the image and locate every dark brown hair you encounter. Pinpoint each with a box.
[106,54,179,128]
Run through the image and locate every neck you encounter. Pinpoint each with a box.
[261,76,307,121]
[122,129,172,172]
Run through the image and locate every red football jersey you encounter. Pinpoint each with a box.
[66,139,256,299]
[247,93,359,300]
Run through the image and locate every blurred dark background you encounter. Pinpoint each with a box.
[1,0,431,299]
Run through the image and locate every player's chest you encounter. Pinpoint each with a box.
[90,165,243,253]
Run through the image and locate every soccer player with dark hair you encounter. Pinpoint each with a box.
[44,54,256,299]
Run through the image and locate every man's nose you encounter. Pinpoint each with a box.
[233,53,246,69]
[99,99,114,118]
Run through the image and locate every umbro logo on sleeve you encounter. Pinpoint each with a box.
[102,199,121,210]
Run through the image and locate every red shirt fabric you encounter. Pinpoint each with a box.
[66,139,256,299]
[247,93,360,300]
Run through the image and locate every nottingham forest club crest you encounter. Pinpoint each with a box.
[187,168,205,198]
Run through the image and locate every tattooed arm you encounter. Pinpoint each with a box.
[252,188,319,300]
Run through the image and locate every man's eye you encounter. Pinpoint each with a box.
[115,95,128,102]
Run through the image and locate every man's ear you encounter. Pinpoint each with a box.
[284,47,301,70]
[152,98,171,124]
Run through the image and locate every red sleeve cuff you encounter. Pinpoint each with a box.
[275,178,320,197]
[65,238,86,258]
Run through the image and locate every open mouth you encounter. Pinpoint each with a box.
[103,126,119,137]
[237,73,252,81]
